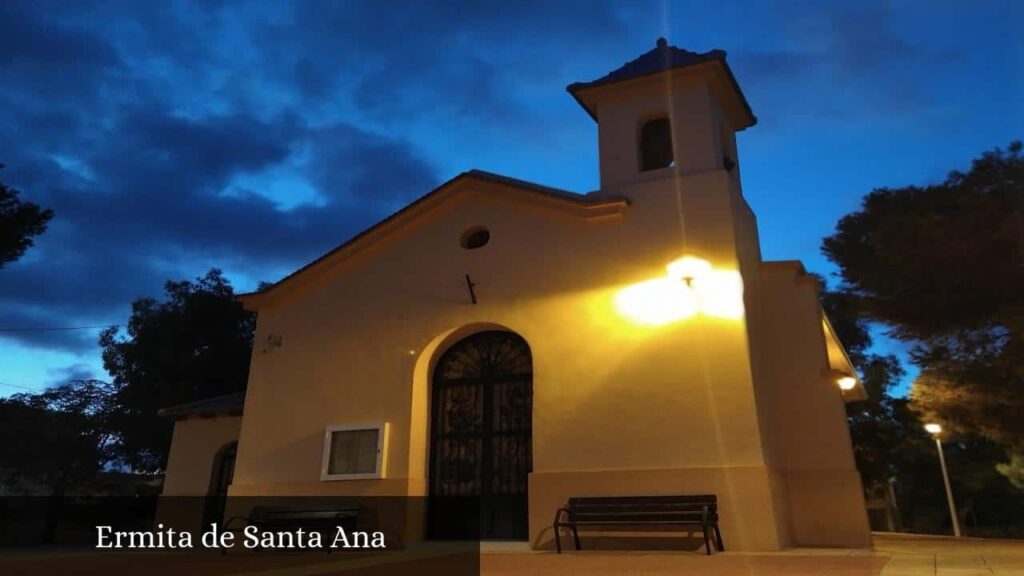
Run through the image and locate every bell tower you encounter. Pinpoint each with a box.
[566,38,762,271]
[568,38,756,192]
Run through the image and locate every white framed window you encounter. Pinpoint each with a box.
[320,423,388,481]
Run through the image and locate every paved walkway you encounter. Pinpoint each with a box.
[478,534,1024,576]
[2,533,1022,575]
[872,533,1024,575]
[481,551,889,575]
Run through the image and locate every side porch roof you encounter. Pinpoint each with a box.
[762,260,866,401]
[158,391,245,420]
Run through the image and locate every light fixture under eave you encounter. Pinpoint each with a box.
[837,376,857,391]
[924,423,942,435]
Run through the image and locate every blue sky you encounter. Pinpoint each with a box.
[1,1,1021,396]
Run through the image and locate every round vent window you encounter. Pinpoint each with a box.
[460,227,490,250]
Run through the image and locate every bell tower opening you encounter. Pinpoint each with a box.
[639,117,674,171]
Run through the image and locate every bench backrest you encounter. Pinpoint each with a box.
[566,495,718,523]
[568,495,716,507]
[248,506,359,529]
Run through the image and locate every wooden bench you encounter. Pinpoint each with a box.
[553,495,724,555]
[221,505,360,553]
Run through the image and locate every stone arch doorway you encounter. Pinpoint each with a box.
[427,330,533,540]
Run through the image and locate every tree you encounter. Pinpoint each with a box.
[822,141,1023,341]
[0,379,116,494]
[0,165,54,267]
[997,454,1024,491]
[822,141,1024,483]
[0,380,116,542]
[817,276,911,493]
[819,278,1024,535]
[843,356,907,489]
[100,269,255,471]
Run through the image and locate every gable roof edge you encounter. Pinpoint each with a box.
[239,170,628,310]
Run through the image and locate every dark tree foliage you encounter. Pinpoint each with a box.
[822,141,1024,484]
[844,355,907,489]
[818,275,909,492]
[820,278,1024,535]
[0,379,118,543]
[822,141,1023,340]
[0,379,116,494]
[100,269,254,471]
[0,165,54,267]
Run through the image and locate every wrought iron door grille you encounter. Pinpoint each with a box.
[428,331,533,539]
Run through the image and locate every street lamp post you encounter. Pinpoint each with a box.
[924,423,961,537]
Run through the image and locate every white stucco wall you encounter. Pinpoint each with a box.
[162,415,241,496]
[203,68,868,551]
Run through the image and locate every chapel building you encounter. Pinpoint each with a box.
[159,39,871,551]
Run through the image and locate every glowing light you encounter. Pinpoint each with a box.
[614,256,745,325]
[666,256,713,284]
[837,376,857,391]
[695,269,746,319]
[924,423,942,435]
[614,277,699,326]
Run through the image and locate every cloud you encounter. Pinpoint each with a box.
[246,0,631,123]
[0,110,439,353]
[305,124,437,207]
[0,0,1019,392]
[727,0,957,125]
[0,3,123,104]
[47,363,97,387]
[0,3,462,354]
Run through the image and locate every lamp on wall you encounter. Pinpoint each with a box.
[837,376,857,391]
[828,370,858,391]
[666,256,712,287]
[614,256,744,325]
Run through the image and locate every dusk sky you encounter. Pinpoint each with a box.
[1,1,1021,396]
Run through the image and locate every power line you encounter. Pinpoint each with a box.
[0,381,37,391]
[0,324,122,333]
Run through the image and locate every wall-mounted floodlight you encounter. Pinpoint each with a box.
[614,256,744,326]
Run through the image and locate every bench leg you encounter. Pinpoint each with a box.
[572,526,581,551]
[554,523,562,554]
[714,525,724,552]
[702,524,711,555]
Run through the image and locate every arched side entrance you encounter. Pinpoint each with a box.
[203,441,237,527]
[428,330,533,540]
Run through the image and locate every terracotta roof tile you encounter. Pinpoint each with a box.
[568,38,725,94]
[567,38,755,127]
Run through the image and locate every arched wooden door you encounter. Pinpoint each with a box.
[203,441,237,528]
[428,331,533,540]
